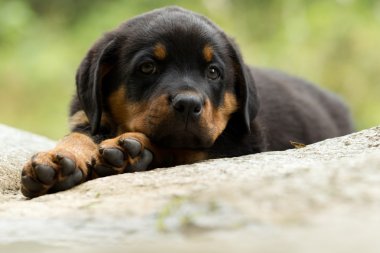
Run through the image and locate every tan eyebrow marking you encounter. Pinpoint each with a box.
[203,44,214,62]
[153,43,167,60]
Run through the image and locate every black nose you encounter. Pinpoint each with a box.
[171,94,203,118]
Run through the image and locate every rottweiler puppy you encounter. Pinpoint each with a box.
[21,7,354,198]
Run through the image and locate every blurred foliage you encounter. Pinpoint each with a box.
[0,0,379,140]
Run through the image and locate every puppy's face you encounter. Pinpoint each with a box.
[76,7,257,149]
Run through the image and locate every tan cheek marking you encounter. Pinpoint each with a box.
[153,43,167,60]
[199,99,220,143]
[108,86,128,127]
[203,44,214,62]
[108,86,147,134]
[200,92,239,142]
[128,95,170,134]
[218,92,239,119]
[108,85,169,135]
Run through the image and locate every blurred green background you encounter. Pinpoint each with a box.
[0,0,379,140]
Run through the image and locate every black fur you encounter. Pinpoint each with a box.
[71,6,354,158]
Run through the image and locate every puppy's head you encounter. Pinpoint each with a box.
[76,7,259,148]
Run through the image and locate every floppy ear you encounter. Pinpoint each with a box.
[227,39,259,134]
[75,38,117,134]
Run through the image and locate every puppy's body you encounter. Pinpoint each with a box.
[21,7,354,198]
[252,67,352,151]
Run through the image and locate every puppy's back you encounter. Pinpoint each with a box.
[251,67,354,151]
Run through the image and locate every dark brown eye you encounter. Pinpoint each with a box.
[207,65,221,80]
[139,62,156,75]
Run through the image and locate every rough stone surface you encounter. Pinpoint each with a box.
[0,125,55,195]
[0,123,379,253]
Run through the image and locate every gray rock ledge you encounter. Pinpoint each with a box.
[0,123,379,253]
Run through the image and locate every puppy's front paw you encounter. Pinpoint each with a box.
[21,151,87,198]
[94,133,154,177]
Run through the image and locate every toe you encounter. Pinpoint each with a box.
[50,169,83,192]
[94,164,118,177]
[101,148,124,167]
[21,186,43,199]
[50,178,74,192]
[72,169,83,184]
[21,175,45,192]
[34,165,56,184]
[119,138,142,158]
[57,155,76,176]
[127,149,153,172]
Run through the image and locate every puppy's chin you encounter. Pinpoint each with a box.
[149,130,215,149]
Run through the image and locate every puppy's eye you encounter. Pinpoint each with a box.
[206,65,221,80]
[139,62,156,75]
